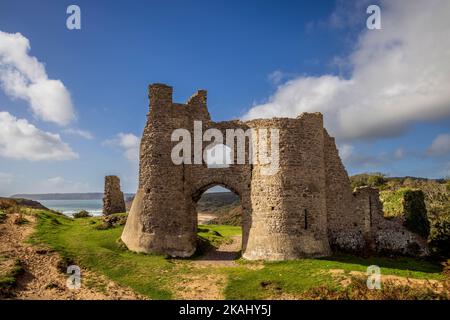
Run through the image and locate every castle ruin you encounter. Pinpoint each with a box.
[103,175,126,215]
[121,84,428,260]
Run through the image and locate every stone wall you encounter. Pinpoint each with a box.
[103,175,126,215]
[352,187,428,256]
[121,84,429,260]
[324,131,365,252]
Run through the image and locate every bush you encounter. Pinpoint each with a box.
[13,213,28,225]
[301,276,449,300]
[0,211,6,224]
[73,210,91,218]
[381,188,409,218]
[0,259,24,296]
[429,214,450,257]
[5,206,22,215]
[350,173,387,190]
[403,190,430,238]
[95,213,127,230]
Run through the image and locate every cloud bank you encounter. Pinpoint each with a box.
[0,31,75,126]
[243,0,450,142]
[0,111,78,161]
[104,133,140,162]
[427,134,450,156]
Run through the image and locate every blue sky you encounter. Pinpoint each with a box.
[0,0,449,195]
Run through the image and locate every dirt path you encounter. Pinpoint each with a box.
[195,235,242,267]
[174,234,243,299]
[0,212,145,300]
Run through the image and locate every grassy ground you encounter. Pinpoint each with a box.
[28,210,447,299]
[0,256,24,292]
[198,224,241,247]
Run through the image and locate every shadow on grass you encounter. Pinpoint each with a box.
[320,253,443,275]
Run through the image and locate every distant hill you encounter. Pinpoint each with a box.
[11,193,135,201]
[0,197,48,210]
[197,192,239,212]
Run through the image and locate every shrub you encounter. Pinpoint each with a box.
[13,213,28,225]
[381,188,430,237]
[429,214,450,257]
[0,259,24,297]
[350,173,387,190]
[403,190,430,238]
[73,210,91,218]
[301,276,449,300]
[5,206,22,215]
[95,213,127,230]
[381,188,409,218]
[0,211,6,223]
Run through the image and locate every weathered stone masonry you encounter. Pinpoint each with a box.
[121,84,428,260]
[103,175,126,215]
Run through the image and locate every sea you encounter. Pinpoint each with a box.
[39,199,103,217]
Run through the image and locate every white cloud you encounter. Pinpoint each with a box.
[0,111,78,161]
[0,31,75,126]
[427,133,450,156]
[104,133,140,162]
[244,0,450,142]
[338,144,355,162]
[64,128,94,140]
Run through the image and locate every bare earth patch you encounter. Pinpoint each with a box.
[194,235,242,267]
[175,273,226,300]
[175,234,242,299]
[330,269,449,294]
[0,212,145,300]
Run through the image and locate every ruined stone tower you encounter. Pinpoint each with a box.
[121,84,428,260]
[103,175,126,215]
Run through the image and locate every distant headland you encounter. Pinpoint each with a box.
[11,193,135,201]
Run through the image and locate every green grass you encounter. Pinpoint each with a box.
[224,255,444,299]
[0,211,6,223]
[29,210,176,299]
[197,224,241,247]
[0,258,24,290]
[28,210,446,300]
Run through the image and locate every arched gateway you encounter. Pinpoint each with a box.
[121,84,428,260]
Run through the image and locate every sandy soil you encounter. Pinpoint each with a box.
[194,235,242,267]
[328,269,449,293]
[175,234,243,299]
[0,212,145,300]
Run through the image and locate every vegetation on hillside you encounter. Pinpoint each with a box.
[202,175,449,257]
[27,209,447,300]
[73,210,92,218]
[209,205,242,226]
[351,174,450,257]
[197,192,239,212]
[0,256,24,296]
[0,197,48,211]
